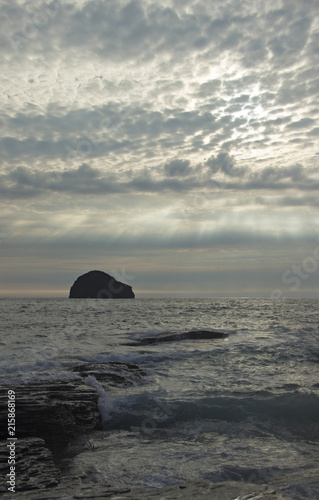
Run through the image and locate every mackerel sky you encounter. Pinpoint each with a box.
[1,0,319,297]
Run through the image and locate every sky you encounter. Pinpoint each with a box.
[0,0,319,298]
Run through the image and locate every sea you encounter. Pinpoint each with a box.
[1,297,319,496]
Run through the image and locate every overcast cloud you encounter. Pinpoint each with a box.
[0,0,318,297]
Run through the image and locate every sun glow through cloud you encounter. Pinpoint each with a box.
[0,0,318,297]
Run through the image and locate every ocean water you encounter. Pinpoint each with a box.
[1,298,319,492]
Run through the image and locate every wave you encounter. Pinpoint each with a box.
[76,348,214,366]
[94,390,319,440]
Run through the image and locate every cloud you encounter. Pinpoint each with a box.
[0,0,318,175]
[2,156,319,200]
[164,159,191,176]
[197,79,222,97]
[205,151,246,177]
[286,118,315,129]
[250,163,306,183]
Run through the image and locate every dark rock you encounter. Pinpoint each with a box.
[126,330,228,345]
[0,437,60,493]
[0,380,101,452]
[0,475,285,500]
[0,362,146,453]
[0,361,150,497]
[1,474,319,500]
[72,361,147,387]
[69,270,134,299]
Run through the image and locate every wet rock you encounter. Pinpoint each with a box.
[0,380,101,451]
[0,361,150,497]
[5,479,266,499]
[126,330,228,346]
[72,361,147,387]
[69,270,134,299]
[0,437,60,494]
[0,362,147,453]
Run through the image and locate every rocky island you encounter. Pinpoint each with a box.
[69,270,135,299]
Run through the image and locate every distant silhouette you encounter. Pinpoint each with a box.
[69,270,135,298]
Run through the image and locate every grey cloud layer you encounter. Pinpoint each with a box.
[2,155,319,200]
[0,96,317,169]
[1,0,318,173]
[1,0,319,297]
[3,0,318,64]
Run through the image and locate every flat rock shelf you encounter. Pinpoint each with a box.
[0,361,146,495]
[125,329,228,345]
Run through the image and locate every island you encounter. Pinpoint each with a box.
[69,270,135,298]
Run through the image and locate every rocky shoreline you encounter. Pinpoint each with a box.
[1,463,319,499]
[1,360,319,499]
[0,361,146,495]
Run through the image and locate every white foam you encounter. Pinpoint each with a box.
[78,348,207,367]
[83,376,170,426]
[84,375,115,424]
[134,328,172,339]
[83,375,142,425]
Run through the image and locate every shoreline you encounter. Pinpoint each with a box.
[1,468,319,499]
[1,362,319,498]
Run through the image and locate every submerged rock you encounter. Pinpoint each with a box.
[69,270,135,299]
[126,329,228,345]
